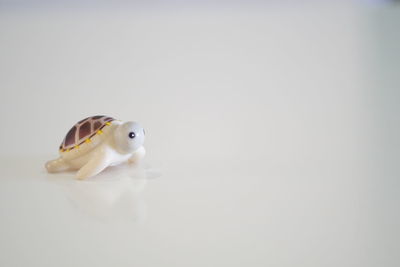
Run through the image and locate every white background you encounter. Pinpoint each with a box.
[0,2,399,267]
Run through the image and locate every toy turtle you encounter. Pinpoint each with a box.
[45,115,146,179]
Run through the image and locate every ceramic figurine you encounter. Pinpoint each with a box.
[45,115,146,179]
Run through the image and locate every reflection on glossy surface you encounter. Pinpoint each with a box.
[47,164,160,222]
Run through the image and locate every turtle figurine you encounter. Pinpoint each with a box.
[45,115,146,179]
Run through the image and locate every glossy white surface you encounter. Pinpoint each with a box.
[0,4,399,267]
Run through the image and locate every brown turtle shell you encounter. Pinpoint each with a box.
[60,115,115,152]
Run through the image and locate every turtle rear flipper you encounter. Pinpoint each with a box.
[45,158,72,173]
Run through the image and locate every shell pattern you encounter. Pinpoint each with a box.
[60,115,115,152]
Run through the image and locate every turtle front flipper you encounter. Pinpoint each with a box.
[45,158,72,173]
[128,146,146,164]
[76,148,110,180]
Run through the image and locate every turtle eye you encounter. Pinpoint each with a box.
[128,132,136,139]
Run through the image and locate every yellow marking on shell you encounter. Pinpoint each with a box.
[85,138,91,143]
[105,122,111,126]
[66,148,70,152]
[97,130,103,135]
[74,145,80,149]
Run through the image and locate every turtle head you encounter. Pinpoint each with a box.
[114,121,145,154]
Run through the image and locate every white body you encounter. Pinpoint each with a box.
[46,120,146,179]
